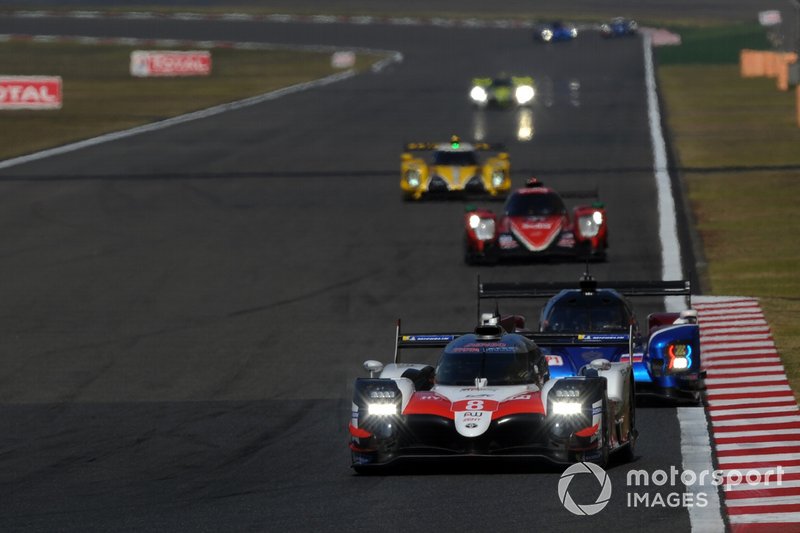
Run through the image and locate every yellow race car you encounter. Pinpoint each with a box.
[401,136,511,201]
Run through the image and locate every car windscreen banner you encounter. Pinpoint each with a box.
[0,76,62,110]
[130,51,212,77]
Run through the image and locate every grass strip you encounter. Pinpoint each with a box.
[659,44,800,397]
[0,41,380,160]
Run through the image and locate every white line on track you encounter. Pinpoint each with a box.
[703,357,782,368]
[714,429,800,439]
[714,415,800,427]
[729,512,800,524]
[644,32,724,531]
[726,495,800,507]
[708,395,795,407]
[707,375,794,386]
[644,33,684,301]
[710,405,799,417]
[0,35,403,171]
[717,440,800,452]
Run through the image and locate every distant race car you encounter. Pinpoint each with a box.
[600,17,638,38]
[463,177,607,264]
[477,274,705,402]
[534,21,578,43]
[470,76,536,108]
[401,135,511,201]
[349,317,636,471]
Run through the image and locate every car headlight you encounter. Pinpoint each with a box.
[570,28,578,38]
[368,403,398,416]
[541,29,553,41]
[551,401,582,416]
[667,342,693,373]
[592,211,603,225]
[491,170,505,188]
[468,215,495,240]
[470,86,488,103]
[405,168,421,188]
[577,214,600,238]
[514,85,535,104]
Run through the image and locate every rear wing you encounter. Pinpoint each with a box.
[403,141,507,152]
[393,320,633,363]
[478,278,691,300]
[476,276,692,327]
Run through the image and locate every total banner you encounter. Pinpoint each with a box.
[130,51,212,77]
[0,76,62,110]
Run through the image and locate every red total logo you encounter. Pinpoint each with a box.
[130,50,212,77]
[0,76,62,109]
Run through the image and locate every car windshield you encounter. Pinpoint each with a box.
[492,79,513,87]
[436,349,538,386]
[542,296,629,332]
[504,192,566,217]
[434,151,478,166]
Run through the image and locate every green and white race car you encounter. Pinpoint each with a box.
[469,76,536,108]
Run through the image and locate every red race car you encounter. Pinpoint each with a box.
[463,178,608,264]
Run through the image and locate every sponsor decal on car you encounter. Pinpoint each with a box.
[546,355,564,366]
[577,334,629,342]
[499,234,519,249]
[402,335,456,342]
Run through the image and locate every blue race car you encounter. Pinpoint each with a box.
[534,21,578,43]
[600,17,638,38]
[478,274,705,403]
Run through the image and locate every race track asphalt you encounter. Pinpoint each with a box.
[0,14,709,532]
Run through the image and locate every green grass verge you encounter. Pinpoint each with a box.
[0,41,381,160]
[657,23,772,65]
[659,60,800,398]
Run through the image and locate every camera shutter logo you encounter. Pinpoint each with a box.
[558,462,612,516]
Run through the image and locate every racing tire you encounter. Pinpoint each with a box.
[618,377,637,464]
[586,392,610,468]
[464,238,497,266]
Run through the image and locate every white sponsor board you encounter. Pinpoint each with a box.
[758,10,782,26]
[0,76,62,109]
[331,50,356,68]
[130,50,212,77]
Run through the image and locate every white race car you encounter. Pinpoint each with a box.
[349,317,637,472]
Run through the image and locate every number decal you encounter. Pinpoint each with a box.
[452,399,499,412]
[465,400,484,411]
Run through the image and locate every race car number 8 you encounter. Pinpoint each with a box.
[466,400,484,410]
[452,399,499,412]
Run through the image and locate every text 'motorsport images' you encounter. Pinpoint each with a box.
[400,135,511,201]
[349,316,636,472]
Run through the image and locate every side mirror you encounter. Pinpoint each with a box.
[363,360,384,377]
[401,153,413,162]
[498,152,509,160]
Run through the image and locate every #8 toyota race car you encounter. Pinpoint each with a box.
[477,274,705,402]
[463,178,607,264]
[349,317,637,472]
[401,135,511,201]
[470,76,536,108]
